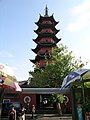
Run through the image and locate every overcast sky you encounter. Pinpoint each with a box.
[0,0,90,81]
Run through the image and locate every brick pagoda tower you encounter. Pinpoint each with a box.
[30,6,61,68]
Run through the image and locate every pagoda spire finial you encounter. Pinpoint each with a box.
[44,5,49,17]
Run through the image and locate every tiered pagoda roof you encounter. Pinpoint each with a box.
[30,6,61,66]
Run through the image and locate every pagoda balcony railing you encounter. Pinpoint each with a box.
[39,41,54,44]
[39,23,55,26]
[38,52,51,57]
[39,31,54,33]
[38,24,56,28]
[38,52,45,56]
[38,32,55,36]
[39,43,55,46]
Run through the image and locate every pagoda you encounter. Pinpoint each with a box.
[30,6,61,68]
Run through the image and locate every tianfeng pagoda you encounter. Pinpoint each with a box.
[30,6,61,68]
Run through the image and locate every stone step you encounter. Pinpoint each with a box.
[36,109,58,114]
[25,114,72,120]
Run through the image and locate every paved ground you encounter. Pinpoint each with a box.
[1,114,72,120]
[26,114,72,120]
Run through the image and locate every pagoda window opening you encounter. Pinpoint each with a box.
[39,39,54,44]
[41,29,53,33]
[42,21,52,24]
[45,50,49,55]
[46,40,48,43]
[40,38,50,42]
[45,50,48,53]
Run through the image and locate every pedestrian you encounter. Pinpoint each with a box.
[8,106,16,120]
[31,105,35,119]
[56,101,62,116]
[77,103,83,120]
[18,106,26,120]
[25,102,31,114]
[77,99,83,120]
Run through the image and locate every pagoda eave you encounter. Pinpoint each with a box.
[56,38,62,43]
[30,59,36,64]
[37,33,56,37]
[31,49,37,54]
[34,28,60,35]
[36,14,58,26]
[33,36,61,43]
[30,55,45,64]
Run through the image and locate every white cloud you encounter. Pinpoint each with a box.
[67,0,90,32]
[0,51,14,58]
[71,34,90,68]
[71,0,90,14]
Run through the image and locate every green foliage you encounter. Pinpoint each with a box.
[83,100,90,113]
[56,94,65,103]
[84,82,90,88]
[50,94,65,104]
[30,44,85,88]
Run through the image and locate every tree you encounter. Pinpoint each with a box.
[29,44,85,88]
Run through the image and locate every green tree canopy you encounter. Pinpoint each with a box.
[29,44,85,88]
